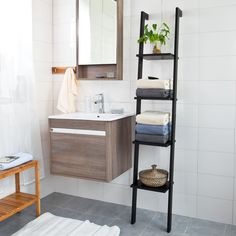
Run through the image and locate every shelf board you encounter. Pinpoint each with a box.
[0,192,37,222]
[133,140,172,147]
[136,53,175,60]
[135,96,174,101]
[131,180,170,193]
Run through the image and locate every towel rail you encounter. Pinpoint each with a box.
[52,67,77,74]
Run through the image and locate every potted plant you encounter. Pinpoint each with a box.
[138,23,170,54]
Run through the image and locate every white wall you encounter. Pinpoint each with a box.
[0,0,54,199]
[52,0,236,225]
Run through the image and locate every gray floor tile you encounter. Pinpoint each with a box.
[83,213,117,226]
[119,206,156,224]
[86,201,128,218]
[62,196,98,213]
[225,225,236,236]
[0,192,235,236]
[49,206,85,220]
[186,218,227,236]
[0,223,20,236]
[141,214,189,236]
[41,192,75,207]
[112,218,147,236]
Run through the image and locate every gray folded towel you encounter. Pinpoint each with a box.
[136,133,170,144]
[136,88,173,98]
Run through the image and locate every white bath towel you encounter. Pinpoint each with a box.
[136,111,171,126]
[57,68,78,113]
[12,212,120,236]
[137,79,173,89]
[0,153,33,170]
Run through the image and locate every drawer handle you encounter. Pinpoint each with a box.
[50,128,106,136]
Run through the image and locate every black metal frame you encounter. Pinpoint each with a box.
[131,7,182,233]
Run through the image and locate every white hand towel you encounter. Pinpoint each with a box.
[137,79,173,89]
[136,111,171,126]
[0,153,33,170]
[57,68,78,113]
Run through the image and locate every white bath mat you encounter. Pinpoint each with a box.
[12,212,120,236]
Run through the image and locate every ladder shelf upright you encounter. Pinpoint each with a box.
[130,7,182,233]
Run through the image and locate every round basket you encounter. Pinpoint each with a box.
[139,165,168,188]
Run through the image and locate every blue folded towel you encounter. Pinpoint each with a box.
[136,123,171,136]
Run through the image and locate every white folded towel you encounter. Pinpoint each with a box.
[0,152,33,170]
[137,79,173,89]
[12,212,120,236]
[57,68,78,113]
[136,111,171,126]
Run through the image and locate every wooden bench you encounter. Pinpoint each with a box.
[0,160,40,222]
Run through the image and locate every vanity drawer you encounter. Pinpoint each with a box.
[50,119,106,131]
[50,132,106,181]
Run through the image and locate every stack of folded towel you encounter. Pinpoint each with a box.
[136,111,171,144]
[136,78,173,98]
[0,153,33,170]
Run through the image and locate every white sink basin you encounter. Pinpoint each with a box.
[48,112,134,121]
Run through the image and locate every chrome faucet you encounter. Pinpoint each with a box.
[94,93,105,113]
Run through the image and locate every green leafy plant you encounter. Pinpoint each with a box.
[138,23,170,53]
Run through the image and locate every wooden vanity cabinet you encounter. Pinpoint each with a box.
[49,116,133,182]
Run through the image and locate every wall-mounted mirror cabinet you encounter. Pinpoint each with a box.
[76,0,123,80]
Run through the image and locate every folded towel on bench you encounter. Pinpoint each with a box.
[0,153,33,170]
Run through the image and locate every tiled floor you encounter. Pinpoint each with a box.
[0,192,235,236]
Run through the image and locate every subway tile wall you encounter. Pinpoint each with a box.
[52,0,236,225]
[31,0,54,197]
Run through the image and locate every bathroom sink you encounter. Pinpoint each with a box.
[49,112,134,121]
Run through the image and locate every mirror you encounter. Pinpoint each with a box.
[79,0,117,65]
[76,0,123,80]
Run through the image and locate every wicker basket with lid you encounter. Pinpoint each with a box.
[139,164,168,187]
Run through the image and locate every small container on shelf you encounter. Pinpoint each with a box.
[139,164,168,188]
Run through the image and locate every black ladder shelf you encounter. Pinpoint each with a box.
[130,7,182,233]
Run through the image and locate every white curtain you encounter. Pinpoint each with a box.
[0,0,45,184]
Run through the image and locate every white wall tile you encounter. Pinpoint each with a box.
[174,172,197,195]
[198,174,234,200]
[175,149,198,173]
[173,194,197,218]
[177,104,198,127]
[103,184,131,206]
[199,56,236,81]
[176,127,198,150]
[198,81,235,105]
[197,196,233,224]
[199,31,236,56]
[198,128,234,153]
[53,176,78,196]
[198,105,235,128]
[199,0,236,8]
[178,81,199,104]
[179,34,199,58]
[77,179,104,201]
[131,0,162,15]
[200,6,236,32]
[179,58,199,81]
[199,151,234,177]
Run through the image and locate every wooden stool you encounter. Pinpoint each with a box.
[0,160,41,222]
